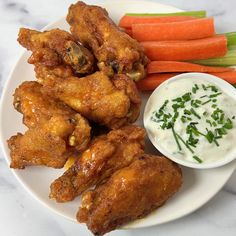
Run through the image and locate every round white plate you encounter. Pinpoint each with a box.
[0,0,235,230]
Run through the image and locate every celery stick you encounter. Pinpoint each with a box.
[126,10,206,18]
[192,50,236,67]
[225,32,236,47]
[228,45,236,50]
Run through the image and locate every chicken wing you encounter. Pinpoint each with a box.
[8,115,76,169]
[13,81,74,128]
[18,28,95,74]
[13,81,91,152]
[78,154,182,236]
[49,125,145,202]
[35,65,141,129]
[67,1,148,81]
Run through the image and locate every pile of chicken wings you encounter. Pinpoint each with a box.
[7,2,182,235]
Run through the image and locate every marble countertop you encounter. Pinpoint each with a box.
[0,0,236,235]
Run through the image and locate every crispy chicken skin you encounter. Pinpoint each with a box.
[35,66,141,129]
[13,81,91,152]
[8,115,76,169]
[18,28,94,74]
[49,125,145,202]
[67,1,148,80]
[78,154,182,236]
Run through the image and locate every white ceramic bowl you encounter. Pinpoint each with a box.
[144,73,236,169]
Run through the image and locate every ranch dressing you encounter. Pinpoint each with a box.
[144,77,236,164]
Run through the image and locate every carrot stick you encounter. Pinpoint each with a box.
[210,71,236,84]
[141,35,227,61]
[136,73,179,91]
[132,18,215,41]
[137,71,236,91]
[147,61,234,73]
[119,15,196,29]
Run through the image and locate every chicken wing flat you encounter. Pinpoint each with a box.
[35,65,141,129]
[49,125,145,202]
[78,154,182,236]
[67,1,148,81]
[18,28,94,74]
[13,81,91,152]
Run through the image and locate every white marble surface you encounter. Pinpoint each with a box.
[0,0,236,235]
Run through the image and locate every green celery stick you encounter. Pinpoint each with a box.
[192,50,236,67]
[228,45,236,50]
[225,32,236,47]
[125,10,206,18]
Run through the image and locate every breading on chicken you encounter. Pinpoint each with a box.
[78,154,182,236]
[18,28,95,74]
[35,65,141,129]
[49,125,145,202]
[13,81,91,152]
[67,1,148,81]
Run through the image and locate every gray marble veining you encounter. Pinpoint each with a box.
[0,0,235,235]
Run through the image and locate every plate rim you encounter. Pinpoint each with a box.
[0,0,235,230]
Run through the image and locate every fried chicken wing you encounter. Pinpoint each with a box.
[8,115,76,169]
[67,1,148,80]
[78,154,182,236]
[13,81,74,128]
[18,28,94,74]
[13,81,91,152]
[49,125,145,202]
[35,66,141,128]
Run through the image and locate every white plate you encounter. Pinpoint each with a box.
[0,0,235,230]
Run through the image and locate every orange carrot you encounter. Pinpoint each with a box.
[136,73,178,91]
[147,61,234,73]
[119,15,196,29]
[141,35,227,61]
[137,71,236,91]
[132,18,215,41]
[210,71,236,84]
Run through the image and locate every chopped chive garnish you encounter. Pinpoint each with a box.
[171,126,182,151]
[212,104,217,108]
[205,129,215,143]
[212,121,217,127]
[214,139,219,147]
[181,116,186,123]
[172,97,182,102]
[193,155,203,163]
[184,109,191,115]
[202,84,207,90]
[190,108,201,119]
[176,133,194,153]
[206,119,212,127]
[192,84,199,94]
[209,92,222,98]
[182,92,192,102]
[224,118,233,129]
[202,99,211,105]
